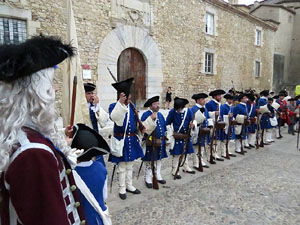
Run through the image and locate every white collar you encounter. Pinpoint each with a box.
[195,103,204,108]
[213,99,220,104]
[77,160,93,167]
[240,102,247,106]
[261,96,267,100]
[225,102,232,107]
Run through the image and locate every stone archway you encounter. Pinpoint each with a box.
[97,25,163,110]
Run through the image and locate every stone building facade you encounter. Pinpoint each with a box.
[0,0,276,112]
[249,0,300,95]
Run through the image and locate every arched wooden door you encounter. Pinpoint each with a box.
[117,48,146,108]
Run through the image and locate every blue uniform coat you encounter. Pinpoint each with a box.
[166,108,194,155]
[257,97,272,129]
[233,103,248,140]
[191,105,210,147]
[75,161,107,225]
[220,103,236,140]
[108,103,144,164]
[205,99,224,141]
[141,110,168,161]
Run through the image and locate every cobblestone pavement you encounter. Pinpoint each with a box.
[105,128,300,225]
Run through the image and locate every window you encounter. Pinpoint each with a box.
[205,53,214,74]
[255,29,261,46]
[0,17,27,44]
[206,13,214,35]
[255,61,260,77]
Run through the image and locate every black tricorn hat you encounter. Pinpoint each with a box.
[260,90,269,97]
[223,94,234,100]
[0,35,75,83]
[71,123,110,161]
[273,95,279,99]
[192,93,208,100]
[238,93,247,101]
[278,91,287,97]
[111,77,134,96]
[174,97,189,110]
[246,94,255,102]
[288,98,295,101]
[295,95,300,99]
[268,97,274,101]
[84,83,96,92]
[144,96,159,108]
[209,89,226,97]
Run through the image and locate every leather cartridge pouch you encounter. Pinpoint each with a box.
[146,137,163,147]
[199,128,210,137]
[216,121,226,129]
[250,117,256,125]
[231,120,238,126]
[173,132,188,140]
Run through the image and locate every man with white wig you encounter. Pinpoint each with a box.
[0,36,86,225]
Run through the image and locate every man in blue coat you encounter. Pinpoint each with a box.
[190,93,211,171]
[246,94,257,148]
[108,78,156,200]
[205,89,226,163]
[220,94,237,158]
[166,97,196,179]
[233,93,250,154]
[142,96,168,188]
[71,124,111,225]
[257,90,272,145]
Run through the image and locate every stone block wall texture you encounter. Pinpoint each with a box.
[2,0,275,111]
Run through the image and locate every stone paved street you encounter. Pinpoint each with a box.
[106,128,300,225]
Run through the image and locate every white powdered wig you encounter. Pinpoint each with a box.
[0,68,71,172]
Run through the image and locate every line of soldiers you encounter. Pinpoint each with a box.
[1,35,299,225]
[106,79,300,201]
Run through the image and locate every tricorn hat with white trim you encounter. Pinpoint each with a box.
[71,123,110,161]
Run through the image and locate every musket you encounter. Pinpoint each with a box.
[151,132,159,189]
[225,115,232,160]
[69,76,77,137]
[174,112,196,180]
[297,107,300,150]
[110,164,116,193]
[210,106,220,164]
[136,161,143,180]
[107,67,145,132]
[197,127,204,172]
[239,115,247,155]
[256,113,260,149]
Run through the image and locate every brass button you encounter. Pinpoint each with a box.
[70,185,77,191]
[74,202,80,207]
[80,220,86,225]
[66,169,72,175]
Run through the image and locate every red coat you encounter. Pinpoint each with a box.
[0,127,86,225]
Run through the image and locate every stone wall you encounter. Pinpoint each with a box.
[1,0,276,112]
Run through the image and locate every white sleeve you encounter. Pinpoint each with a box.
[103,176,108,201]
[96,106,109,128]
[143,116,157,135]
[91,104,100,113]
[110,101,128,126]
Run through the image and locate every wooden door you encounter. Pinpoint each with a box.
[117,48,146,108]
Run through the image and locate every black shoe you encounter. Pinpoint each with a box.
[229,153,237,157]
[157,179,166,184]
[119,193,127,200]
[173,174,181,179]
[126,188,141,194]
[145,182,153,188]
[209,160,216,164]
[235,151,244,155]
[212,156,216,160]
[242,150,247,153]
[244,146,251,149]
[216,158,224,161]
[183,169,196,174]
[249,144,255,148]
[203,165,209,168]
[193,166,203,172]
[263,142,270,145]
